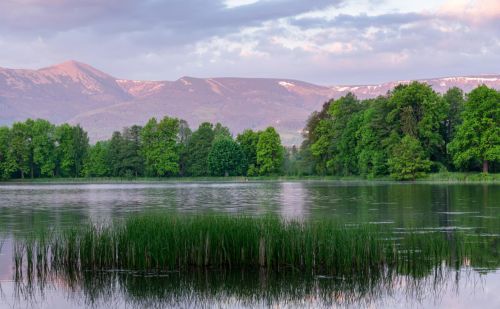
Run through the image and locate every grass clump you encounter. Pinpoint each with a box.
[14,214,480,276]
[73,215,388,275]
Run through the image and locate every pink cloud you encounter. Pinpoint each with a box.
[439,0,500,24]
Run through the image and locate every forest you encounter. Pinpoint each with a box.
[0,82,498,180]
[293,83,499,179]
[0,116,283,179]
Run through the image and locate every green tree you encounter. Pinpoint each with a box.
[105,127,145,177]
[141,117,180,176]
[122,125,144,177]
[208,138,246,176]
[72,125,89,177]
[178,120,192,145]
[55,124,73,177]
[236,129,260,175]
[387,82,447,163]
[107,131,124,176]
[335,108,364,175]
[309,109,335,175]
[213,123,231,141]
[55,124,89,177]
[442,87,465,168]
[0,126,15,179]
[9,121,31,179]
[310,93,362,175]
[442,87,465,145]
[449,85,500,173]
[182,122,215,176]
[388,135,431,180]
[32,119,57,177]
[178,120,192,177]
[300,101,332,174]
[83,141,110,177]
[23,119,37,178]
[256,127,284,175]
[356,97,391,177]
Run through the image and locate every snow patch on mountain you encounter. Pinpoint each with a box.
[279,81,295,88]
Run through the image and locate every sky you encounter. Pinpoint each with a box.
[0,0,499,85]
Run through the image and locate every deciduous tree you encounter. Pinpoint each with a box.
[256,127,284,175]
[141,117,180,176]
[83,141,110,177]
[449,85,500,173]
[388,135,431,180]
[208,138,246,176]
[236,129,260,175]
[182,122,215,176]
[32,119,57,177]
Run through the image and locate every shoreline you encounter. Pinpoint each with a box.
[1,172,498,184]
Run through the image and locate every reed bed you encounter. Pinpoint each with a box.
[14,214,480,276]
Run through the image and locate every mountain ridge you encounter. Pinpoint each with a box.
[1,61,499,144]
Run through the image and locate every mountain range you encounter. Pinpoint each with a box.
[1,60,499,144]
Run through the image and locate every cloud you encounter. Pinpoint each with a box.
[291,12,431,29]
[0,0,499,84]
[439,0,500,24]
[0,0,340,38]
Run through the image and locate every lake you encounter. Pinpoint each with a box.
[0,181,499,308]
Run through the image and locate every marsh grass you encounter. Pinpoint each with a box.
[13,214,487,278]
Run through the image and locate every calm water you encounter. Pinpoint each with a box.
[0,181,499,308]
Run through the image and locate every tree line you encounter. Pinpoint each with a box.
[0,117,284,179]
[295,83,499,179]
[0,82,498,181]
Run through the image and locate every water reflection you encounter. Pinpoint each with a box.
[1,182,498,235]
[3,266,499,309]
[0,181,499,308]
[280,182,307,221]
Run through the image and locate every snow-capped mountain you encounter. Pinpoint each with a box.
[1,61,498,144]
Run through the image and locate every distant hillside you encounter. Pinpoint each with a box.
[1,60,499,144]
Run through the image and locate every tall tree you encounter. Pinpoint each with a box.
[122,125,144,177]
[55,124,89,177]
[356,97,391,177]
[106,127,145,177]
[301,101,332,150]
[32,119,57,177]
[178,120,192,145]
[335,107,364,175]
[182,122,215,176]
[309,107,335,175]
[236,129,260,176]
[208,138,246,176]
[178,120,192,176]
[141,117,180,176]
[387,82,447,163]
[301,100,335,175]
[256,127,284,175]
[442,87,465,168]
[107,131,124,176]
[310,93,362,175]
[55,124,74,177]
[83,141,110,177]
[0,127,15,179]
[449,85,500,173]
[72,125,89,177]
[9,121,31,179]
[442,87,465,144]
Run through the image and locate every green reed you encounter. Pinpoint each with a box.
[13,214,488,276]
